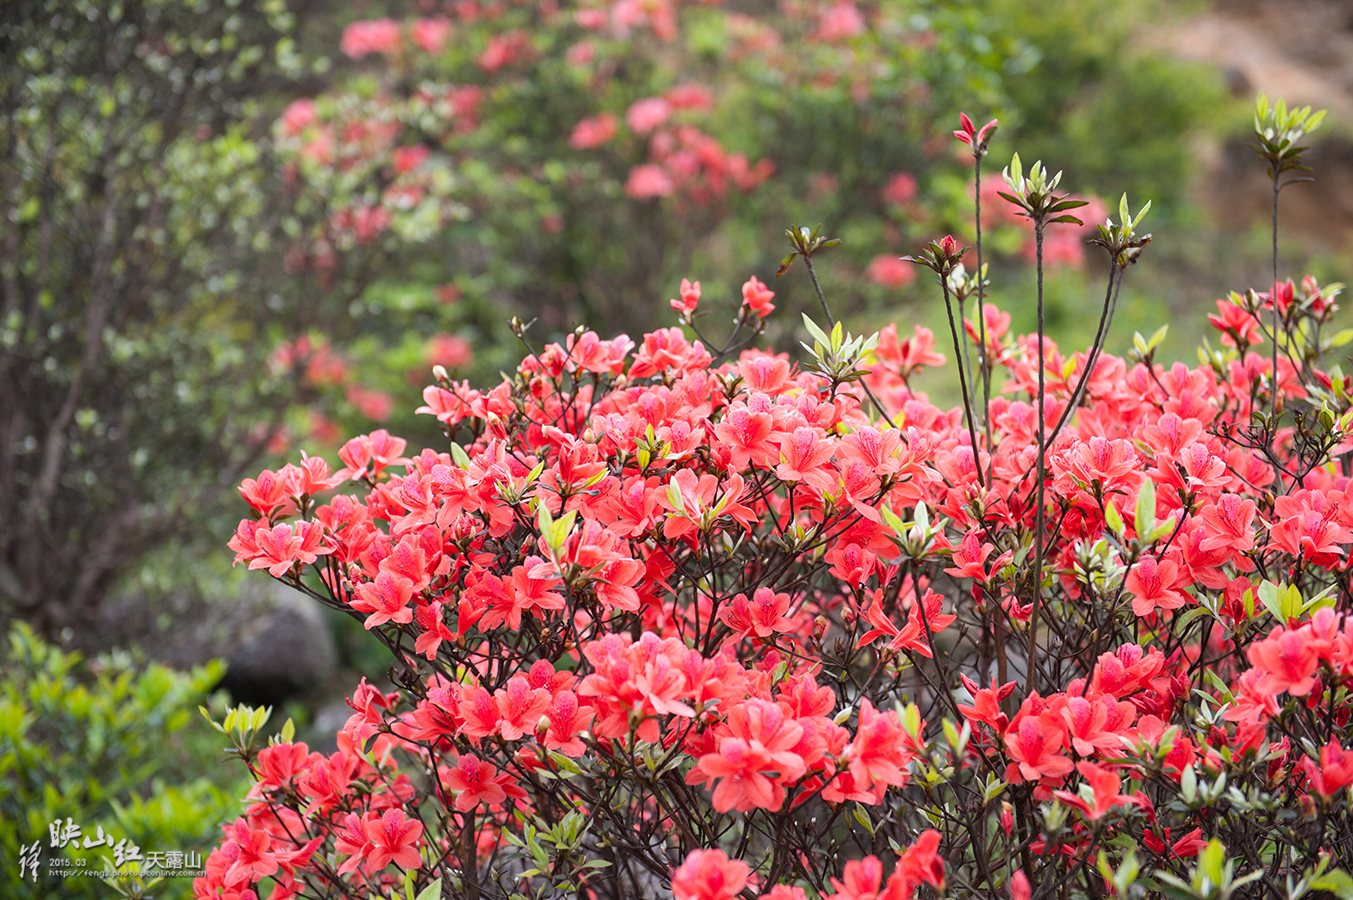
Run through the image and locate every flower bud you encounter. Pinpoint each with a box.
[1000,801,1014,836]
[432,364,448,382]
[486,412,508,441]
[517,746,545,771]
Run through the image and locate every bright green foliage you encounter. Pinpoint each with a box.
[0,623,245,900]
[1253,92,1327,182]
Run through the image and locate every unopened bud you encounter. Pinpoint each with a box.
[486,412,508,441]
[1000,801,1015,836]
[535,715,552,743]
[813,616,829,640]
[432,365,448,382]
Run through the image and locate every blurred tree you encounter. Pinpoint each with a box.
[0,0,321,638]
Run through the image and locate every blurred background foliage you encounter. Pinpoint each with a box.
[0,623,245,899]
[1,0,1351,862]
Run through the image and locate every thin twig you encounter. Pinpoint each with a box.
[974,151,994,462]
[940,274,986,487]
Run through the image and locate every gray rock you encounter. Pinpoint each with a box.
[217,582,338,707]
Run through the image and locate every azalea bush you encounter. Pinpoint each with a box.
[198,99,1353,900]
[264,0,1222,453]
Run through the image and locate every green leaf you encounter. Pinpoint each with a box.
[1132,199,1152,228]
[852,803,875,835]
[1257,580,1283,620]
[901,702,921,739]
[413,877,443,900]
[1135,478,1156,538]
[1280,582,1304,620]
[914,503,931,531]
[1311,870,1353,899]
[1103,499,1125,536]
[1179,764,1197,803]
[1174,607,1212,631]
[880,503,907,536]
[1197,839,1224,889]
[1204,667,1233,702]
[250,705,270,732]
[802,314,831,349]
[199,706,222,733]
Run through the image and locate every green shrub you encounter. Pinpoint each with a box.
[0,623,246,899]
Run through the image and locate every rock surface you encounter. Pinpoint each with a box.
[217,583,339,707]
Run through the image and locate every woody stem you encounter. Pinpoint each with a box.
[1271,174,1281,421]
[940,274,985,488]
[974,152,993,453]
[1029,218,1047,695]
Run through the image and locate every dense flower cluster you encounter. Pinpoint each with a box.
[205,236,1353,898]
